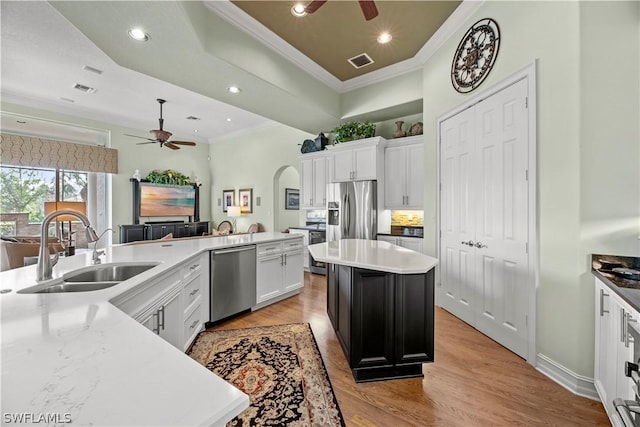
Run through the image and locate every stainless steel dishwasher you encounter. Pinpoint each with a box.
[210,245,256,322]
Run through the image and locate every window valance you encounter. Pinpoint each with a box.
[0,133,118,174]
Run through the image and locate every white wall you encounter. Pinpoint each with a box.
[0,102,213,242]
[208,123,312,232]
[419,0,640,377]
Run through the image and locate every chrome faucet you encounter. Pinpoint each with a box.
[91,228,112,265]
[37,210,99,281]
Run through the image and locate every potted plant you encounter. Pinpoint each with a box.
[144,169,192,185]
[332,120,376,143]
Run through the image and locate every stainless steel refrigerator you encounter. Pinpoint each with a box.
[326,180,377,242]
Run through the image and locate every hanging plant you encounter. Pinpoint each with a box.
[145,169,192,185]
[332,121,376,143]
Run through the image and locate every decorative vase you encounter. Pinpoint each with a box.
[408,122,423,136]
[393,121,406,138]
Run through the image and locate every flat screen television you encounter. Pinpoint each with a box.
[139,183,195,217]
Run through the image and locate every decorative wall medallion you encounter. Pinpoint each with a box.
[451,18,500,93]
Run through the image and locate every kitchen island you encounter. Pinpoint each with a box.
[308,239,438,382]
[0,232,301,426]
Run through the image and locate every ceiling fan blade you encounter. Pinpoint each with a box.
[169,141,197,146]
[125,133,156,142]
[305,0,327,14]
[136,141,157,145]
[164,142,180,150]
[358,0,378,20]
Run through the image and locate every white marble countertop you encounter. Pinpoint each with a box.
[308,239,438,274]
[0,232,301,426]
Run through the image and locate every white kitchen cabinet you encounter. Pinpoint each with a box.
[112,253,210,351]
[300,152,330,208]
[384,137,424,209]
[594,278,637,423]
[377,235,423,253]
[330,137,383,182]
[288,228,310,269]
[256,238,304,307]
[136,286,182,349]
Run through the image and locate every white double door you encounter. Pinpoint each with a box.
[439,79,529,359]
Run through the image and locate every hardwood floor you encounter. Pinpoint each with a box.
[208,272,609,426]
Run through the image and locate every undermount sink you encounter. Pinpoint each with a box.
[18,262,160,294]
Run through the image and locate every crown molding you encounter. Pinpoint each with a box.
[203,0,343,91]
[204,0,483,94]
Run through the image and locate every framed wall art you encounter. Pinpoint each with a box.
[239,188,253,213]
[285,188,299,210]
[222,189,235,213]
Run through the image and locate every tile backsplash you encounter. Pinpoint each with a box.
[391,211,424,226]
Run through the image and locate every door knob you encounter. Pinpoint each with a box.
[474,241,488,249]
[461,240,474,247]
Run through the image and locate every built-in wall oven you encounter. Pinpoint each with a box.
[309,230,326,275]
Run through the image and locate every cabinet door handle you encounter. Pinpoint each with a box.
[621,308,626,343]
[626,314,637,348]
[152,311,160,335]
[190,264,199,270]
[190,320,199,330]
[158,306,165,331]
[599,289,609,317]
[281,254,284,266]
[284,253,287,265]
[189,288,200,297]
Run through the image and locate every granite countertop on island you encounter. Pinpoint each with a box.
[592,254,640,312]
[0,232,301,427]
[308,238,438,274]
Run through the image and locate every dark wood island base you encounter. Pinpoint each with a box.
[326,263,435,383]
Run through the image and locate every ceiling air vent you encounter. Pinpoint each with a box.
[73,83,97,94]
[82,65,103,75]
[348,53,374,69]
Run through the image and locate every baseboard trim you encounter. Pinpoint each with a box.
[536,353,600,401]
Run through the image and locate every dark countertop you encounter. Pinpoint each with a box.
[289,224,326,232]
[592,254,640,312]
[377,232,423,239]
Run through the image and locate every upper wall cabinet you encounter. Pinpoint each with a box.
[330,137,385,183]
[383,135,424,209]
[300,151,331,209]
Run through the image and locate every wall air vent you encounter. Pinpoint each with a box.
[73,83,97,94]
[348,53,374,69]
[82,65,103,75]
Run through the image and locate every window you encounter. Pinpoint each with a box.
[0,166,90,247]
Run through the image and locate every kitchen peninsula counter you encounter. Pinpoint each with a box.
[308,239,438,382]
[0,232,300,426]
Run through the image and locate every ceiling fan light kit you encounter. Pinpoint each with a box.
[125,98,197,150]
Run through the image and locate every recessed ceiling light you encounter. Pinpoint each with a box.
[377,32,392,44]
[291,4,307,17]
[227,118,232,122]
[194,129,199,133]
[128,28,149,42]
[227,86,241,94]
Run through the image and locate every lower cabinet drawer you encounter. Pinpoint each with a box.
[183,303,203,348]
[182,273,203,313]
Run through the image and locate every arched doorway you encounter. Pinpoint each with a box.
[272,165,300,232]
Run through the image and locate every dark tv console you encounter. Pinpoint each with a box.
[119,221,209,243]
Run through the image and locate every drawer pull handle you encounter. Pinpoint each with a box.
[190,264,199,270]
[190,320,199,329]
[189,288,200,296]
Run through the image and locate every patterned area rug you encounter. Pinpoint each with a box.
[188,323,345,427]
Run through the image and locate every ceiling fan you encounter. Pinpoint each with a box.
[125,99,197,150]
[305,0,378,21]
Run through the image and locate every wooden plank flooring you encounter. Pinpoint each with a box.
[208,272,609,426]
